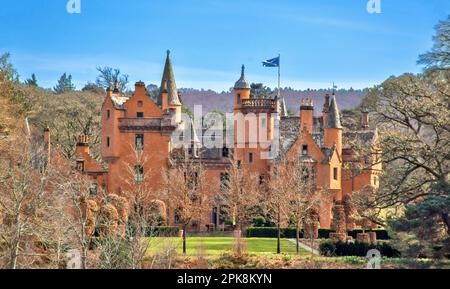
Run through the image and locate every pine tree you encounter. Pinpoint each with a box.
[53,73,76,94]
[25,73,38,87]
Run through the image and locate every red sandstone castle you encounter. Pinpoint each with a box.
[75,51,381,230]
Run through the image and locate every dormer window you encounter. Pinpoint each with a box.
[302,145,308,156]
[137,112,144,118]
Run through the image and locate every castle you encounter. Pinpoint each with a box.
[75,51,381,230]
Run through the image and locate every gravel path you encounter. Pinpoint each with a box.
[288,239,320,255]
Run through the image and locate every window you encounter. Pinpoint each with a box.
[106,110,111,119]
[222,147,230,158]
[137,101,143,107]
[333,167,338,180]
[135,165,144,183]
[248,153,254,164]
[237,160,242,168]
[261,117,266,128]
[220,172,230,192]
[302,145,308,156]
[76,161,84,172]
[237,94,241,104]
[135,134,144,151]
[137,112,144,118]
[106,137,111,148]
[89,183,98,197]
[259,175,265,185]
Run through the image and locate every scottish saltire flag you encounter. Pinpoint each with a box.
[262,56,280,67]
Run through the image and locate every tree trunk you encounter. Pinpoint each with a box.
[81,241,88,269]
[442,213,450,237]
[10,213,22,269]
[277,210,281,254]
[295,223,300,255]
[182,225,187,255]
[9,238,19,269]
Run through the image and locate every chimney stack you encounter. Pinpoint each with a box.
[76,135,90,155]
[135,81,146,97]
[361,108,369,130]
[300,98,314,133]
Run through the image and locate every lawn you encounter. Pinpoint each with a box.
[146,237,307,256]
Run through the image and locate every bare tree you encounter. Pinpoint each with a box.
[217,157,260,254]
[160,152,212,255]
[0,131,56,268]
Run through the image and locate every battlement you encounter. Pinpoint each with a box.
[241,98,277,110]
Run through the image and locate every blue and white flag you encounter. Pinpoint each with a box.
[262,56,280,67]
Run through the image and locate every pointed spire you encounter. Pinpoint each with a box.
[158,50,181,106]
[280,97,288,117]
[113,79,120,93]
[326,94,342,129]
[323,94,330,113]
[234,64,250,89]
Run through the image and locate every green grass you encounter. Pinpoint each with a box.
[146,237,306,256]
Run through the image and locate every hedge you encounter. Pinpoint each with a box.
[246,227,389,240]
[246,227,333,239]
[347,229,390,240]
[147,226,180,237]
[319,240,400,258]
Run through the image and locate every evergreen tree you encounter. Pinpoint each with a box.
[53,73,76,94]
[418,16,450,69]
[25,73,38,87]
[0,52,19,82]
[388,181,450,258]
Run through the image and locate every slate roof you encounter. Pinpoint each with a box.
[234,65,250,89]
[343,129,377,149]
[111,94,129,110]
[326,94,342,129]
[159,50,182,106]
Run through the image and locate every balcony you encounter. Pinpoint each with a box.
[118,118,163,131]
[241,98,276,110]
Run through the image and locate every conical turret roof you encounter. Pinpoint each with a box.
[234,65,250,89]
[158,50,181,106]
[326,93,342,128]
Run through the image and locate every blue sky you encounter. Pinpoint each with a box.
[0,0,448,91]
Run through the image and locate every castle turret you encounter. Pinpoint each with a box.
[234,65,251,111]
[159,50,182,123]
[159,50,182,111]
[324,93,342,155]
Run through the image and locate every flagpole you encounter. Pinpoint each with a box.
[277,53,281,99]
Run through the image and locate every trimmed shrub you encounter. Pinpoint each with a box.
[147,226,180,237]
[319,240,400,258]
[246,227,282,238]
[246,227,334,239]
[348,229,390,240]
[245,227,388,240]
